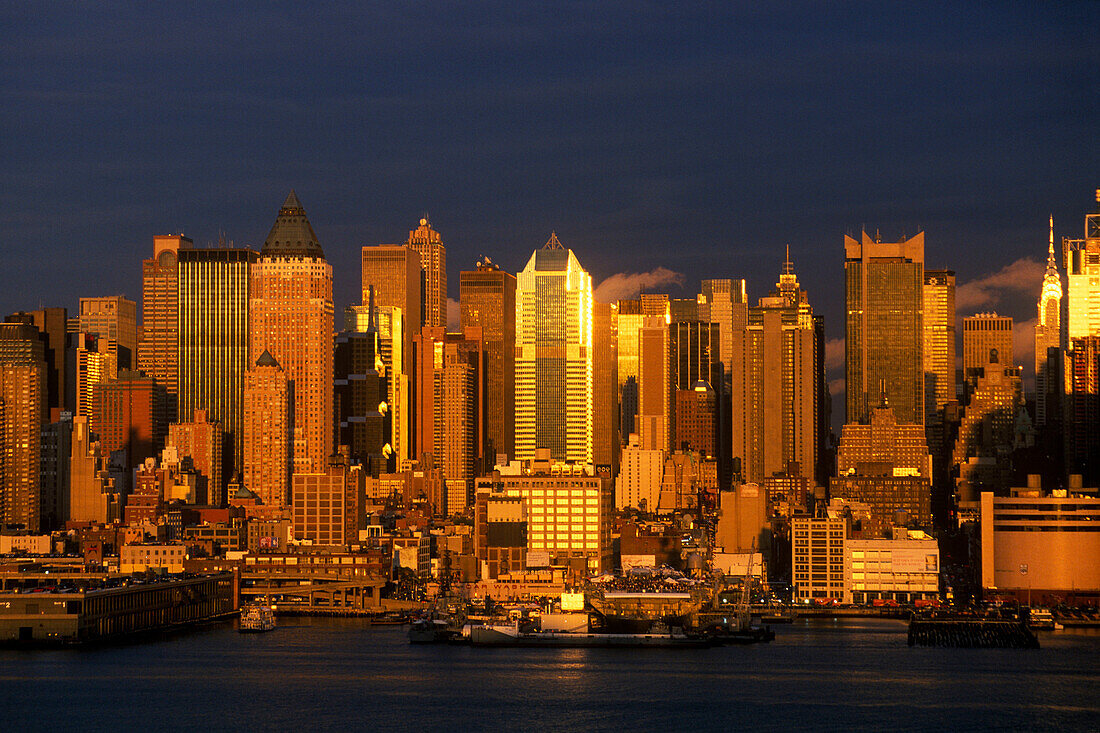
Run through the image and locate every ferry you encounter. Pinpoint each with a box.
[239,603,276,633]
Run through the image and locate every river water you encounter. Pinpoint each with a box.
[2,617,1097,731]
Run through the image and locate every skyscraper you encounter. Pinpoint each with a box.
[250,191,334,475]
[592,301,619,471]
[514,233,593,464]
[177,246,256,473]
[166,409,224,506]
[1064,189,1100,340]
[700,278,748,380]
[730,253,819,483]
[406,217,446,328]
[5,307,68,421]
[922,269,956,421]
[460,259,517,461]
[138,234,191,418]
[1034,217,1063,428]
[90,370,167,475]
[241,350,291,509]
[79,296,137,371]
[845,231,924,425]
[962,313,1014,380]
[616,296,669,441]
[361,244,422,370]
[0,324,45,530]
[636,315,670,452]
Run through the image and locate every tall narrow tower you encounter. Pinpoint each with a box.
[138,234,191,420]
[250,191,334,475]
[1035,216,1062,427]
[514,233,593,464]
[845,231,924,425]
[407,217,446,328]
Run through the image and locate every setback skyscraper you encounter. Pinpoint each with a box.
[407,217,446,328]
[1034,217,1062,428]
[514,233,593,464]
[138,234,191,418]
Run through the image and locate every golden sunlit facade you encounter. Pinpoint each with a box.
[79,296,137,370]
[515,234,593,464]
[250,192,334,475]
[922,269,955,421]
[242,351,291,509]
[1035,217,1062,427]
[0,361,44,531]
[138,234,191,416]
[407,217,446,328]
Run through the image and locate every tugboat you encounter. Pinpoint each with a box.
[239,602,276,633]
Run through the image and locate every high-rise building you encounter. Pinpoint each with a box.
[636,315,671,452]
[1066,336,1100,483]
[6,308,68,420]
[700,278,748,381]
[79,296,137,371]
[292,458,366,547]
[514,234,593,464]
[953,348,1024,496]
[0,354,44,531]
[616,434,665,510]
[1063,189,1100,340]
[72,333,115,419]
[250,191,334,475]
[241,350,291,510]
[731,255,819,483]
[1035,217,1063,428]
[334,328,388,474]
[39,413,73,531]
[674,381,718,456]
[406,217,446,328]
[166,409,224,507]
[413,326,483,514]
[616,295,671,441]
[962,313,1013,380]
[460,259,517,461]
[845,231,924,425]
[138,234,191,419]
[592,302,619,471]
[68,415,117,524]
[361,244,422,370]
[90,370,168,475]
[922,269,956,420]
[178,246,256,473]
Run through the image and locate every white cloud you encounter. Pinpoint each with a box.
[829,378,845,397]
[447,297,461,330]
[824,337,844,373]
[956,258,1044,313]
[593,267,685,303]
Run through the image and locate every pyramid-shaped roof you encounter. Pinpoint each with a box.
[261,190,325,258]
[255,349,280,368]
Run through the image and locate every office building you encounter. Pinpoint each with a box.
[241,350,291,510]
[78,296,137,371]
[953,349,1024,495]
[90,370,168,474]
[292,459,366,547]
[616,434,664,510]
[5,308,68,420]
[460,259,517,461]
[138,234,191,418]
[845,231,924,425]
[1066,336,1100,482]
[0,361,44,531]
[699,278,748,378]
[792,514,847,602]
[178,246,256,473]
[166,409,224,507]
[731,254,819,483]
[922,269,956,421]
[406,217,446,328]
[68,415,117,524]
[361,243,422,369]
[962,313,1013,380]
[674,381,718,456]
[72,333,115,419]
[592,302,619,470]
[514,234,593,464]
[250,191,334,475]
[334,328,387,473]
[616,296,669,440]
[636,315,671,452]
[1063,189,1100,341]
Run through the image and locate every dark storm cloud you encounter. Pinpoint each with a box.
[1,1,1098,339]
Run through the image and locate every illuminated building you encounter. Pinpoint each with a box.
[675,381,717,456]
[731,253,819,483]
[68,415,118,524]
[166,409,224,507]
[845,531,940,605]
[5,308,68,420]
[347,300,409,462]
[250,191,334,475]
[178,246,256,473]
[699,278,748,385]
[636,315,670,452]
[962,313,1013,380]
[0,334,45,530]
[292,458,366,547]
[460,259,517,461]
[360,243,422,371]
[406,217,446,328]
[792,514,847,602]
[1066,336,1100,482]
[1034,217,1062,427]
[616,433,664,510]
[78,296,137,371]
[1063,189,1100,340]
[138,234,191,418]
[592,301,619,471]
[73,333,115,418]
[616,295,669,440]
[845,231,924,425]
[413,326,483,514]
[241,350,291,509]
[90,370,167,474]
[953,348,1024,497]
[922,269,956,422]
[514,233,593,464]
[334,327,387,473]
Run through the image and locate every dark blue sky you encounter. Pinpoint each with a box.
[3,1,1098,362]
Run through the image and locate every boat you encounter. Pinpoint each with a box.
[1028,608,1057,630]
[466,619,717,648]
[408,618,462,644]
[239,603,276,633]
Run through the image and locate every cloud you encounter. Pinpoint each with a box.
[829,378,845,397]
[824,337,844,373]
[447,297,461,331]
[1013,317,1037,389]
[593,267,685,303]
[955,258,1044,313]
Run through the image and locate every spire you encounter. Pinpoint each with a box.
[261,190,325,259]
[367,285,377,333]
[1046,214,1057,274]
[544,231,564,250]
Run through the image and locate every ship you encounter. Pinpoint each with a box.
[466,616,717,648]
[239,603,276,633]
